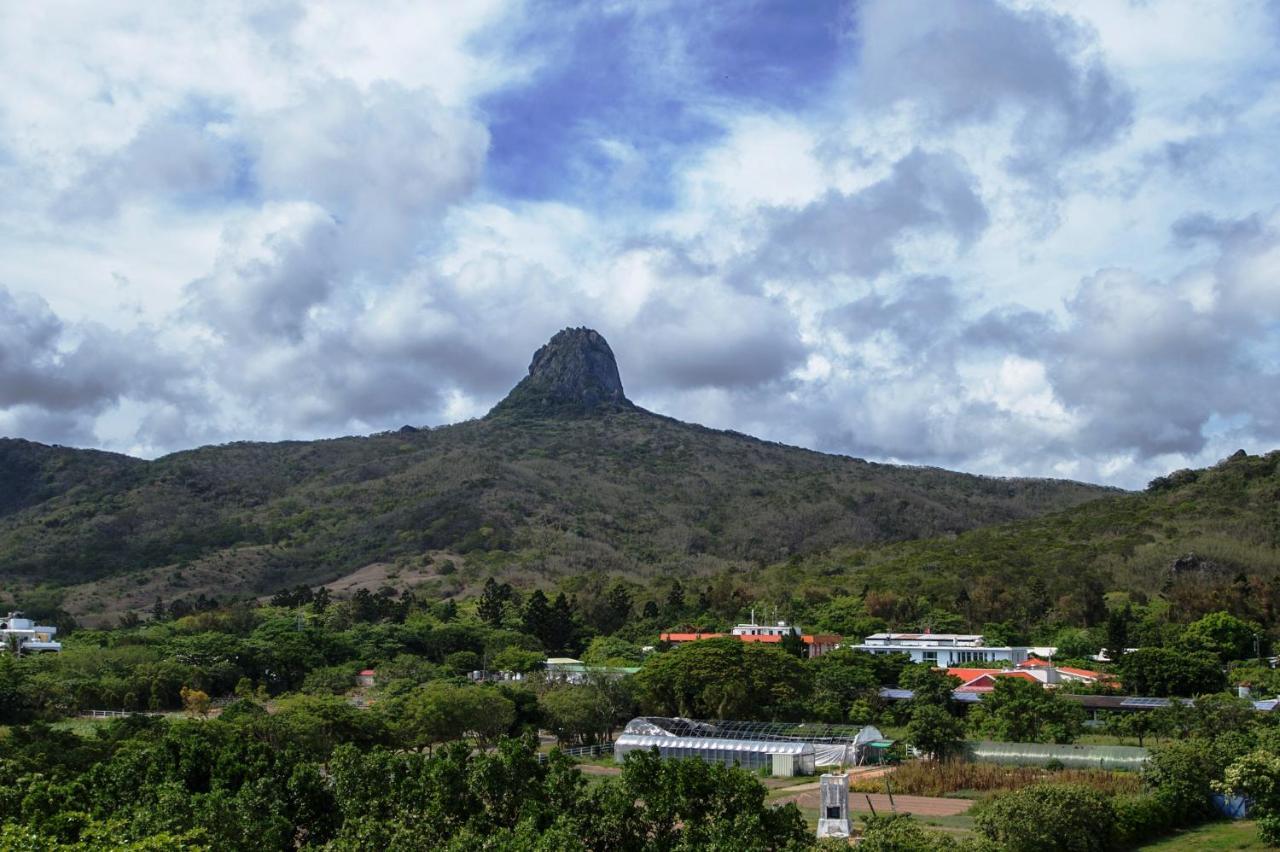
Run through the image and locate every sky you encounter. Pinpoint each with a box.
[2,0,1279,489]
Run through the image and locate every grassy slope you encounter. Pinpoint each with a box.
[0,408,1111,615]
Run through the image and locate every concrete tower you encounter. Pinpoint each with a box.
[816,772,851,838]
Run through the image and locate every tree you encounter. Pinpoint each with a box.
[641,600,659,620]
[1179,611,1263,662]
[808,648,883,723]
[967,678,1084,744]
[491,647,545,675]
[478,578,511,628]
[1215,749,1280,844]
[899,666,964,759]
[581,636,642,667]
[1116,648,1226,697]
[541,686,612,745]
[522,590,553,648]
[633,637,811,720]
[1106,604,1133,661]
[907,703,966,760]
[665,581,685,615]
[974,783,1116,852]
[180,686,211,718]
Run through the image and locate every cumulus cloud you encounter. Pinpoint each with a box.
[749,149,988,283]
[0,0,1278,490]
[854,0,1133,176]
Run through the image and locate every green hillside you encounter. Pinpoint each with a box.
[0,329,1112,619]
[761,449,1280,634]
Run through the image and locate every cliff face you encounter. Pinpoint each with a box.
[487,327,633,417]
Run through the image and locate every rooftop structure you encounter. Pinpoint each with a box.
[0,612,61,653]
[852,632,1053,667]
[661,618,841,658]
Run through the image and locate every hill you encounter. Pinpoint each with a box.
[763,448,1280,634]
[0,328,1113,620]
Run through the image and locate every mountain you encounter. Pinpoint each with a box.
[0,328,1115,619]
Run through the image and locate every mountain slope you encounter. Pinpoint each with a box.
[774,448,1280,631]
[0,328,1115,614]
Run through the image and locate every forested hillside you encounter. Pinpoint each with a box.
[760,448,1280,636]
[0,329,1111,620]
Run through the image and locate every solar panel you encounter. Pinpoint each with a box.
[1120,697,1170,708]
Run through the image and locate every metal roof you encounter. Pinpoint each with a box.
[615,734,815,756]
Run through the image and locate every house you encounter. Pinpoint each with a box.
[947,661,1116,693]
[660,619,842,659]
[356,669,376,687]
[852,632,1051,667]
[0,612,62,653]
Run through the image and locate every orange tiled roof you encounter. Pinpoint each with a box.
[946,667,1003,682]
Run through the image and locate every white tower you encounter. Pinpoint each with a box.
[816,772,851,838]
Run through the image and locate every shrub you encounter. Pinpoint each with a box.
[1111,793,1176,848]
[973,783,1116,852]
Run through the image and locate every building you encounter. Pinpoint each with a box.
[356,669,376,687]
[852,632,1052,667]
[948,660,1114,693]
[0,612,61,653]
[614,717,817,776]
[660,619,842,658]
[544,658,640,684]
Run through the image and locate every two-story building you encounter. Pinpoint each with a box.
[0,612,62,653]
[851,632,1051,668]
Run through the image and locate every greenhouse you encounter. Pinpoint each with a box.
[613,717,889,776]
[613,733,816,776]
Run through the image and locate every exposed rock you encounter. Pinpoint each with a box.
[488,327,632,417]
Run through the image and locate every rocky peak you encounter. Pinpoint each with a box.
[488,327,631,417]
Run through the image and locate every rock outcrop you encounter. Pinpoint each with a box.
[488,327,632,417]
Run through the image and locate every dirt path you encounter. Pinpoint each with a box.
[774,788,972,818]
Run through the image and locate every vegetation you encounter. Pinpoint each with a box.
[851,761,1143,798]
[0,401,1111,623]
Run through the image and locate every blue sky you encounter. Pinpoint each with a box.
[1,0,1279,488]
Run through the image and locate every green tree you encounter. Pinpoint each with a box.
[906,703,966,760]
[1215,749,1280,844]
[633,637,811,720]
[478,578,511,628]
[1179,611,1263,662]
[541,686,612,746]
[974,783,1116,851]
[967,678,1084,744]
[1116,648,1226,697]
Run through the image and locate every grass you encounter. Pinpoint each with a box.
[850,760,1142,798]
[1136,821,1267,850]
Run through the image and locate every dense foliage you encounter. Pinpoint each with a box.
[0,719,813,850]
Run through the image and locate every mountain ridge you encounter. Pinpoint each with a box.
[0,329,1118,619]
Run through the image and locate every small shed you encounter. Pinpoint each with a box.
[356,669,376,687]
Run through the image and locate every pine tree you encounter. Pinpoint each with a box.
[523,590,552,647]
[550,593,577,654]
[478,578,507,627]
[665,581,685,615]
[642,600,659,619]
[151,597,166,623]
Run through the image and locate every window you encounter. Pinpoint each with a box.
[922,651,938,663]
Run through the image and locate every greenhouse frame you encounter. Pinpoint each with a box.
[613,717,889,776]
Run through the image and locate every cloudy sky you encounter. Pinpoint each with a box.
[2,0,1279,488]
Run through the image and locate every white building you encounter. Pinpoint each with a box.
[852,632,1050,668]
[0,612,62,653]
